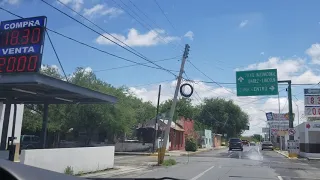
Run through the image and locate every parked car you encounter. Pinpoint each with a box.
[20,135,41,150]
[261,141,274,150]
[229,138,243,151]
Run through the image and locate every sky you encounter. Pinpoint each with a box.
[1,0,320,136]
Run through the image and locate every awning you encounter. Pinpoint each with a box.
[0,73,117,104]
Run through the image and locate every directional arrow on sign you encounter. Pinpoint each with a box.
[269,86,275,91]
[238,77,244,82]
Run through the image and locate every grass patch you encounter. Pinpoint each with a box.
[161,159,177,166]
[64,166,74,175]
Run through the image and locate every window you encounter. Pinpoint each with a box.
[23,136,31,142]
[32,136,40,142]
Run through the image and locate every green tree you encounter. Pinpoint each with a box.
[160,98,195,121]
[251,134,263,142]
[196,98,249,138]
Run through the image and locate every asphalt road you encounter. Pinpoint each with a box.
[119,145,320,180]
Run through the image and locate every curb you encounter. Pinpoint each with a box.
[115,146,227,157]
[306,157,320,161]
[274,150,298,159]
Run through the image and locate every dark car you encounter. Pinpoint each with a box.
[261,141,274,150]
[229,138,243,151]
[20,135,41,150]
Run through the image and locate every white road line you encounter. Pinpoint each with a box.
[277,176,283,180]
[228,152,234,157]
[190,165,215,180]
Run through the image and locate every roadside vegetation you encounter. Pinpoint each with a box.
[22,65,250,147]
[162,159,177,166]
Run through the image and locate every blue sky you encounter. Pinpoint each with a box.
[1,0,319,87]
[2,0,320,134]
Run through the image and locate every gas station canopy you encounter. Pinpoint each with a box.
[0,73,118,104]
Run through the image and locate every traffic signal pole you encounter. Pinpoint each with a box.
[159,44,190,164]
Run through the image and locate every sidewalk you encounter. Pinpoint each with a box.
[80,165,153,178]
[115,146,226,156]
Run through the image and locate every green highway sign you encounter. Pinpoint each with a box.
[236,69,278,96]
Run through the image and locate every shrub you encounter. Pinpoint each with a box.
[64,166,74,175]
[185,137,197,152]
[162,159,177,166]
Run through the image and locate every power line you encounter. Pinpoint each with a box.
[114,0,184,51]
[45,30,69,81]
[153,0,177,32]
[130,79,176,87]
[0,7,179,73]
[128,0,184,48]
[187,60,238,96]
[94,56,180,73]
[47,28,178,72]
[183,73,227,127]
[187,80,320,86]
[41,0,177,77]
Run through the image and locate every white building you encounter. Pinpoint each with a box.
[294,121,320,158]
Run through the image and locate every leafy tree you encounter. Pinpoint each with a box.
[196,98,249,138]
[160,98,194,121]
[251,134,263,142]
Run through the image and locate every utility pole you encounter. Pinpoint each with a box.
[153,85,161,153]
[159,44,190,164]
[278,80,294,140]
[287,81,294,140]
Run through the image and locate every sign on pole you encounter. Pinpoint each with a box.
[236,69,278,96]
[287,140,299,155]
[304,89,320,118]
[288,128,296,135]
[0,16,47,73]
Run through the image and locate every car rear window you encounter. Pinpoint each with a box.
[263,142,273,145]
[229,139,241,142]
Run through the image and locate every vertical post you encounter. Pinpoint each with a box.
[297,105,300,125]
[41,103,49,149]
[288,81,294,140]
[0,104,11,150]
[160,44,190,164]
[10,104,17,146]
[153,84,161,153]
[278,90,281,150]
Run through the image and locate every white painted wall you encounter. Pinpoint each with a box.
[0,103,24,145]
[20,146,115,174]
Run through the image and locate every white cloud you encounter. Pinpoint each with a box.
[239,20,249,28]
[0,0,19,5]
[58,0,84,12]
[95,28,180,47]
[260,52,265,55]
[83,4,123,18]
[306,43,320,64]
[41,64,59,71]
[184,31,194,41]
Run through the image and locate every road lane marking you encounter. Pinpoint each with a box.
[277,176,283,180]
[190,165,215,180]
